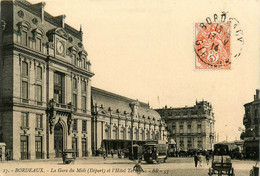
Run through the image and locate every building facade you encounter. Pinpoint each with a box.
[91,87,167,154]
[0,0,93,160]
[155,101,215,152]
[0,0,167,160]
[242,89,259,159]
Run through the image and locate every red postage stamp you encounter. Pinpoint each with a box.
[195,23,231,69]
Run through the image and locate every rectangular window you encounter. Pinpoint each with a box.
[73,94,77,108]
[22,81,28,100]
[22,31,27,46]
[180,138,184,148]
[180,124,183,129]
[22,61,28,76]
[82,138,87,157]
[73,78,77,90]
[73,119,77,131]
[36,85,42,102]
[197,124,201,133]
[82,81,87,92]
[36,114,42,128]
[36,38,41,51]
[82,120,87,132]
[72,137,78,157]
[20,135,29,160]
[54,72,64,104]
[82,96,86,111]
[35,136,42,159]
[36,66,42,80]
[188,138,192,149]
[198,137,203,149]
[188,124,191,129]
[21,112,29,127]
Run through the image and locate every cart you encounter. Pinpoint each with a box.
[249,161,259,176]
[62,149,76,164]
[209,144,234,176]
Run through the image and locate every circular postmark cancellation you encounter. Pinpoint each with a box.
[195,12,244,70]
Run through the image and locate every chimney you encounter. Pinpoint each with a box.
[31,2,46,23]
[55,15,66,28]
[256,89,260,100]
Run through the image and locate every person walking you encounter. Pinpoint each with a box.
[205,152,210,165]
[194,152,198,167]
[198,153,203,167]
[111,149,114,158]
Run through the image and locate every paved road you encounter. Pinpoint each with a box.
[0,157,257,176]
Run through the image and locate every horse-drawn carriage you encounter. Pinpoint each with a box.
[62,149,76,164]
[209,144,234,176]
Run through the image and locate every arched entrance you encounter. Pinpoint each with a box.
[54,123,63,158]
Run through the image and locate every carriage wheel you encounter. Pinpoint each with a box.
[230,168,235,176]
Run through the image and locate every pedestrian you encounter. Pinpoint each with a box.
[194,152,198,167]
[133,160,144,175]
[111,149,114,158]
[103,152,107,160]
[205,152,210,165]
[198,153,203,167]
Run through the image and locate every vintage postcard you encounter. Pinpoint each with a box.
[0,0,259,176]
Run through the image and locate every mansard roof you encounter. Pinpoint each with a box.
[91,87,161,121]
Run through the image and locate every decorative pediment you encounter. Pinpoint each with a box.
[47,27,68,40]
[32,28,45,38]
[79,50,88,59]
[17,20,31,32]
[69,46,79,54]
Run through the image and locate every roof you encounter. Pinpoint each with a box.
[91,87,161,121]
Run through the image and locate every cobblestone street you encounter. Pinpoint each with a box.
[0,157,256,176]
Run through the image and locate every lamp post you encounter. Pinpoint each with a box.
[130,111,134,160]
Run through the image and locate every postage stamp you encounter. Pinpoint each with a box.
[195,22,231,69]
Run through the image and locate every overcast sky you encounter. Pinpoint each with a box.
[30,0,260,142]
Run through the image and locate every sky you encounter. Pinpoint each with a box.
[29,0,260,142]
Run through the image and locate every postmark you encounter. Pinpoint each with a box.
[195,12,244,70]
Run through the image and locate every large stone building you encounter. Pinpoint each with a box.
[91,87,167,154]
[155,100,215,152]
[0,0,166,160]
[0,0,93,160]
[242,89,259,159]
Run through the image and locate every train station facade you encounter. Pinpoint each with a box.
[0,0,166,160]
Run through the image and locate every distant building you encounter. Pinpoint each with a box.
[242,89,260,159]
[155,100,215,151]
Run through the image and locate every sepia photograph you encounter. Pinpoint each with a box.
[0,0,259,175]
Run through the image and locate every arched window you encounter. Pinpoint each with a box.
[120,127,125,140]
[128,127,131,140]
[105,125,109,139]
[113,126,117,139]
[146,130,150,140]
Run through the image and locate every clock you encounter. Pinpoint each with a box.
[56,40,65,55]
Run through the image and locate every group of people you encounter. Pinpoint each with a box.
[194,152,210,167]
[102,149,125,160]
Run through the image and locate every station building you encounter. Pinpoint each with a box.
[0,0,166,160]
[91,87,167,154]
[155,101,215,152]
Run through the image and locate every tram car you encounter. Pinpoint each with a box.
[209,144,234,176]
[143,140,168,164]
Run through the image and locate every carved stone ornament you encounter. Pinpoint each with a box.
[67,113,73,135]
[18,10,24,18]
[32,18,38,25]
[46,99,56,134]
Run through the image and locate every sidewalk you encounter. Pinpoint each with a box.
[0,156,136,165]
